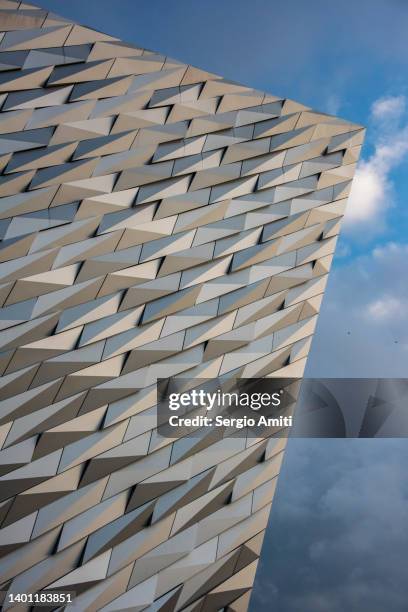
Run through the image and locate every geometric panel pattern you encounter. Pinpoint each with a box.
[0,2,364,610]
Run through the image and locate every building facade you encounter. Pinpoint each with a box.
[0,2,363,610]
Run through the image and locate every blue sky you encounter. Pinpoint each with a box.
[35,1,408,609]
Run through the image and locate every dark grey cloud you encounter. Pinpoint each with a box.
[251,439,408,612]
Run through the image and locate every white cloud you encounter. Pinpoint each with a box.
[344,95,408,230]
[367,295,406,320]
[325,93,341,116]
[371,94,406,120]
[345,160,386,223]
[372,241,408,259]
[307,242,408,376]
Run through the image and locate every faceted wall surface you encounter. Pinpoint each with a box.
[0,2,364,610]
